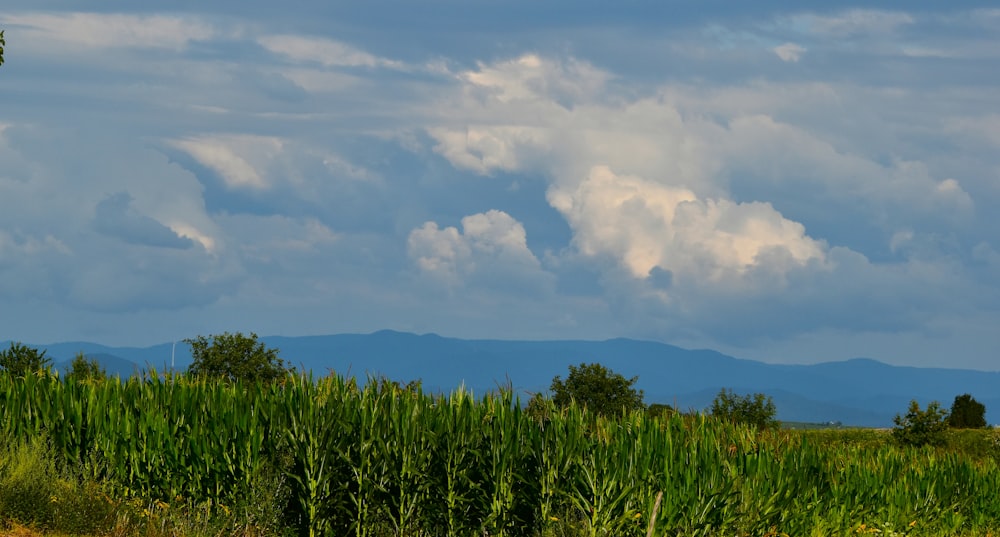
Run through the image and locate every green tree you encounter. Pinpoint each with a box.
[710,388,778,429]
[66,352,107,383]
[550,362,645,417]
[0,342,52,376]
[1,30,5,67]
[185,332,291,383]
[892,400,949,447]
[947,393,987,429]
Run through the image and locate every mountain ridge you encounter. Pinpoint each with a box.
[4,332,997,427]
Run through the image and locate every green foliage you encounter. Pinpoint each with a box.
[549,362,645,417]
[948,393,987,429]
[710,388,778,429]
[525,392,554,423]
[892,400,949,447]
[4,371,1000,536]
[0,30,5,67]
[65,352,107,383]
[185,331,291,383]
[645,403,675,419]
[0,342,52,377]
[0,436,115,534]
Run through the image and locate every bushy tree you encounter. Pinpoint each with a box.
[550,362,645,417]
[0,342,52,376]
[710,388,778,429]
[185,332,291,383]
[948,393,987,429]
[892,400,949,447]
[66,352,107,383]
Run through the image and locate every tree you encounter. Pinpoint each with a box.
[0,342,52,376]
[550,362,645,417]
[185,332,291,383]
[1,30,5,67]
[66,352,107,383]
[892,400,948,447]
[710,388,778,429]
[947,393,987,429]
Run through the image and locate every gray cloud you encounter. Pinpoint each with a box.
[2,5,1000,370]
[94,192,195,249]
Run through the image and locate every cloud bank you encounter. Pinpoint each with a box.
[1,5,999,369]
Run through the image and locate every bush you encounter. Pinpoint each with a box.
[892,400,948,447]
[0,436,115,533]
[710,388,778,429]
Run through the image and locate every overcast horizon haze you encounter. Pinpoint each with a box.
[2,2,1000,370]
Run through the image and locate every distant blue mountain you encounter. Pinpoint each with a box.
[52,353,143,378]
[9,331,1000,427]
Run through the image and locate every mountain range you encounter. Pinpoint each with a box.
[8,330,999,427]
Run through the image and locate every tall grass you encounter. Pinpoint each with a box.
[2,370,1000,536]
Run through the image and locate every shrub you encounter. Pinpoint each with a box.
[710,388,778,429]
[0,436,115,534]
[892,400,948,447]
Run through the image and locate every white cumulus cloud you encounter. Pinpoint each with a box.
[549,166,826,286]
[407,210,554,293]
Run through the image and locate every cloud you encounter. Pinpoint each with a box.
[459,54,611,106]
[407,210,554,293]
[170,134,282,190]
[428,125,552,176]
[719,114,976,226]
[946,114,1000,147]
[94,192,195,249]
[0,12,216,51]
[773,42,806,62]
[417,51,997,346]
[4,4,1000,368]
[259,35,404,69]
[548,165,826,287]
[0,230,71,301]
[784,10,915,38]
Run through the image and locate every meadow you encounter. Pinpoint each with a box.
[1,371,1000,536]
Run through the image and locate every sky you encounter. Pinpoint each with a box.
[1,2,999,370]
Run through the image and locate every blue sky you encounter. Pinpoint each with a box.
[2,3,999,369]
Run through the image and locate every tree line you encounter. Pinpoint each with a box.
[1,335,990,443]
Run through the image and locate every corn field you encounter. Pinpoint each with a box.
[2,370,1000,536]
